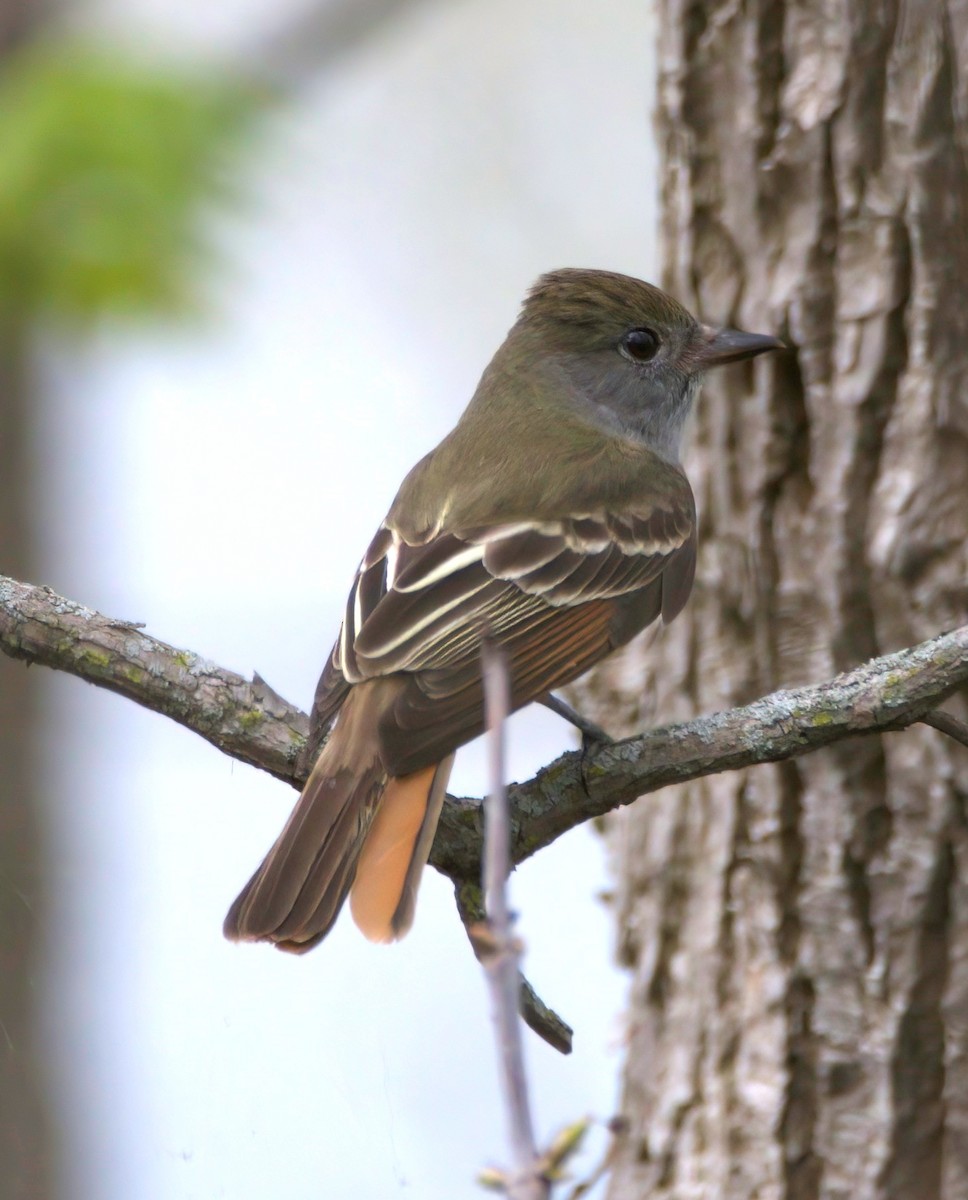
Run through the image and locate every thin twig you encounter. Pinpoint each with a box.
[481,638,548,1200]
[454,883,574,1055]
[921,708,968,750]
[518,976,573,1055]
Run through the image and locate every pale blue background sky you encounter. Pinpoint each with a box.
[37,3,660,1196]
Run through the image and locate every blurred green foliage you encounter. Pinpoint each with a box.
[0,42,263,322]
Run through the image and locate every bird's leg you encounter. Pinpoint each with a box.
[538,693,611,745]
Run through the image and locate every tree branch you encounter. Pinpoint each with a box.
[3,574,966,886]
[0,576,307,784]
[434,626,968,880]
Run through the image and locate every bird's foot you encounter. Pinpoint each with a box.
[538,693,612,749]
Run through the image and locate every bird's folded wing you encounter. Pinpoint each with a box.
[309,470,696,772]
[339,486,694,677]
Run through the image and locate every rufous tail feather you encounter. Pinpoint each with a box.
[350,754,454,942]
[223,682,449,951]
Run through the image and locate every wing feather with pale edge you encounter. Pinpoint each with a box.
[346,496,693,670]
[309,453,695,772]
[305,472,695,775]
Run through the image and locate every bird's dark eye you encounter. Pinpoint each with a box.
[621,327,660,362]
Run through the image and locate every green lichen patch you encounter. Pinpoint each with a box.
[78,646,111,670]
[238,707,265,731]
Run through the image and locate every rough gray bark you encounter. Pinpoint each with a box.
[592,3,968,1198]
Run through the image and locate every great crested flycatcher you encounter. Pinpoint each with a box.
[224,268,782,950]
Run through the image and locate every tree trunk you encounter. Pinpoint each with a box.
[0,6,54,1196]
[0,322,51,1200]
[594,2,968,1197]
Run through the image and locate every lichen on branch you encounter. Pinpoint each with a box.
[1,573,966,885]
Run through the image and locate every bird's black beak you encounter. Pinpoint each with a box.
[696,325,786,367]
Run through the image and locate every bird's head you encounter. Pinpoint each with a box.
[515,268,784,459]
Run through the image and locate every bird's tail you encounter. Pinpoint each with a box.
[223,681,453,950]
